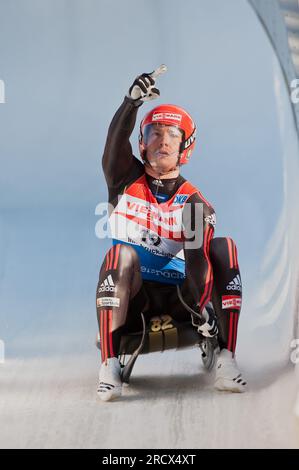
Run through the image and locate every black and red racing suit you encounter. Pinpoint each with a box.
[96,96,242,360]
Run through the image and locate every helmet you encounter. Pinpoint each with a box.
[139,104,196,165]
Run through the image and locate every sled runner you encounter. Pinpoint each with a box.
[96,311,219,384]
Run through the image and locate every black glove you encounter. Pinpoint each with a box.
[191,302,218,338]
[127,64,167,104]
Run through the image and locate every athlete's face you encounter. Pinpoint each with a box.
[144,124,183,174]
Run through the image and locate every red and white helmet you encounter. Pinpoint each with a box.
[139,104,197,165]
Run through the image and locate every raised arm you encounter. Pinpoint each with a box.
[102,97,142,190]
[102,66,167,199]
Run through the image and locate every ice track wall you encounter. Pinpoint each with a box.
[249,0,299,418]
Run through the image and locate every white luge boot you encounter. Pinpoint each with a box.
[97,357,122,401]
[214,349,247,393]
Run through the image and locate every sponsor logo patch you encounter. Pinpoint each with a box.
[97,297,120,308]
[98,274,116,293]
[222,295,242,310]
[183,129,196,149]
[141,266,185,280]
[152,112,182,123]
[173,194,188,205]
[226,275,242,292]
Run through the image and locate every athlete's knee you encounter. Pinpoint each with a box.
[210,237,228,260]
[102,244,140,273]
[210,237,239,267]
[117,244,141,270]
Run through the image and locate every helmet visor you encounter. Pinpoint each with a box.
[143,123,184,146]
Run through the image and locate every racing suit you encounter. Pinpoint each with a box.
[96,97,242,361]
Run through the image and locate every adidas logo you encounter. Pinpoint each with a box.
[98,275,116,293]
[204,213,216,228]
[152,179,164,187]
[226,275,242,292]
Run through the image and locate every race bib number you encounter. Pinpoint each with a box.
[150,315,174,332]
